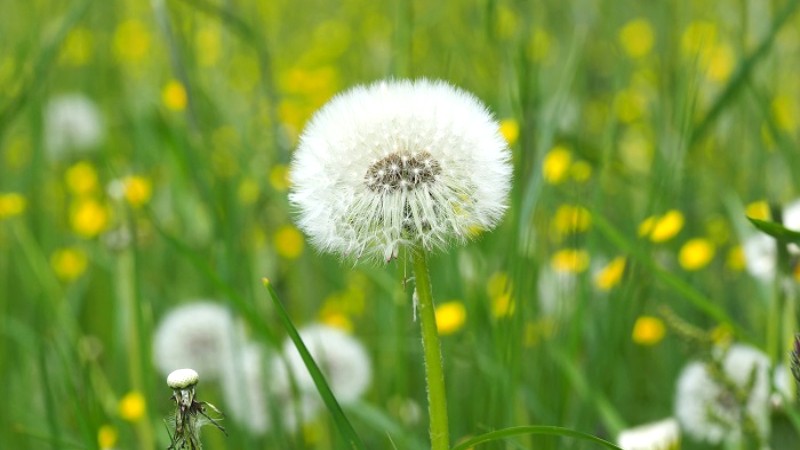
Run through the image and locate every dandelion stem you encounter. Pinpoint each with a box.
[411,245,450,450]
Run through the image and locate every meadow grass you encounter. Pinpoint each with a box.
[2,0,800,449]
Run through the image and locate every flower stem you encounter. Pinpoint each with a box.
[411,245,450,450]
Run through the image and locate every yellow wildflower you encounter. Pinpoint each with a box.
[70,199,110,238]
[118,391,146,421]
[274,225,304,259]
[615,88,648,123]
[435,301,467,335]
[524,318,556,347]
[551,248,590,273]
[195,26,221,67]
[552,204,591,237]
[486,271,511,299]
[237,178,260,205]
[772,95,797,132]
[491,293,515,318]
[619,125,654,173]
[0,192,26,219]
[97,424,118,449]
[639,210,684,243]
[51,247,88,281]
[681,21,718,56]
[65,161,99,195]
[4,135,31,170]
[745,200,770,221]
[270,164,290,192]
[228,55,259,93]
[595,257,626,291]
[499,118,520,146]
[710,324,733,345]
[60,27,94,66]
[632,316,665,345]
[705,44,735,83]
[320,311,353,333]
[113,20,151,64]
[569,160,592,182]
[618,19,655,58]
[679,238,715,271]
[705,216,731,245]
[494,5,520,40]
[123,176,152,207]
[162,80,187,111]
[527,28,552,63]
[542,146,572,184]
[726,245,745,271]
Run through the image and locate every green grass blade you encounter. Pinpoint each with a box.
[747,217,800,246]
[0,0,92,134]
[262,278,366,450]
[549,350,627,435]
[690,0,800,145]
[591,210,752,341]
[345,400,428,450]
[450,425,623,450]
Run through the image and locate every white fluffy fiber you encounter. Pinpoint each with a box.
[290,79,512,262]
[219,343,272,435]
[281,324,372,404]
[44,93,104,158]
[152,301,241,380]
[674,344,771,445]
[617,417,680,450]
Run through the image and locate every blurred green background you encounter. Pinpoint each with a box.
[2,0,800,448]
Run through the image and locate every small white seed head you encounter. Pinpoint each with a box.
[167,368,199,389]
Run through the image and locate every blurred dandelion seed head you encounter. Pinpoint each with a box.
[269,355,323,433]
[289,79,512,262]
[675,344,771,445]
[153,302,242,380]
[220,344,272,435]
[43,94,104,159]
[617,417,680,450]
[282,324,372,404]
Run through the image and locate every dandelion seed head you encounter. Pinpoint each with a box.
[44,94,104,159]
[281,324,372,404]
[290,79,512,262]
[152,301,241,380]
[220,343,271,435]
[674,344,771,445]
[617,417,680,450]
[269,355,323,432]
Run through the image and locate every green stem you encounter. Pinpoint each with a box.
[411,246,450,450]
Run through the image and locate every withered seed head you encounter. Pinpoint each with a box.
[365,151,441,192]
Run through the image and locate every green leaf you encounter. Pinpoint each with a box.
[262,278,366,450]
[747,217,800,246]
[450,425,623,450]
